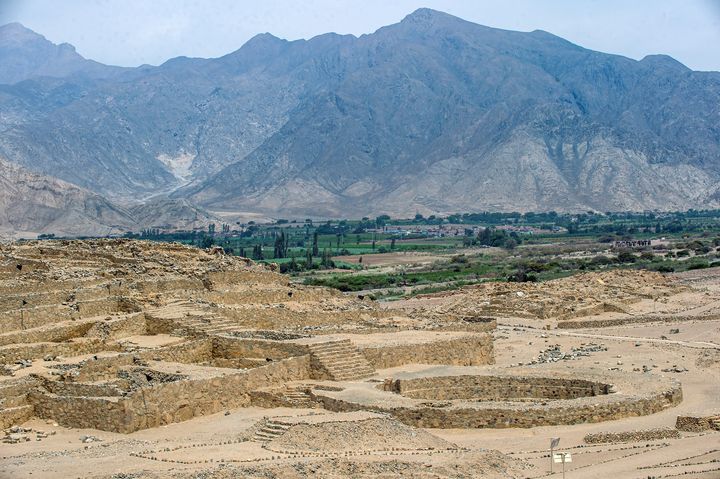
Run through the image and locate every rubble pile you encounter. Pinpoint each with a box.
[2,425,55,443]
[535,343,607,364]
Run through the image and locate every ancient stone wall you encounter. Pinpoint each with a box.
[675,414,719,432]
[392,375,608,400]
[131,278,205,294]
[583,428,680,444]
[206,271,288,288]
[0,321,95,347]
[315,379,683,429]
[0,404,34,429]
[40,377,125,397]
[212,337,309,361]
[86,312,147,341]
[0,305,77,331]
[74,355,136,382]
[27,356,312,433]
[0,297,140,331]
[199,289,322,305]
[30,391,129,431]
[360,335,493,369]
[0,339,110,363]
[137,339,213,364]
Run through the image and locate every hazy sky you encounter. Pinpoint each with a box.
[1,0,719,71]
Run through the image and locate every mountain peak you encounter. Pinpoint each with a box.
[640,54,690,72]
[400,8,458,27]
[0,22,122,84]
[403,8,449,21]
[245,32,284,46]
[217,32,288,68]
[0,22,47,45]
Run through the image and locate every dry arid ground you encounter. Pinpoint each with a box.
[331,251,450,267]
[0,240,718,478]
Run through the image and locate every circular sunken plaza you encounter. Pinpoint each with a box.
[309,364,683,429]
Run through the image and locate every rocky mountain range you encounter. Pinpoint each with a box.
[0,9,719,235]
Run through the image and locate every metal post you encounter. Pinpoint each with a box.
[550,437,560,474]
[562,455,566,479]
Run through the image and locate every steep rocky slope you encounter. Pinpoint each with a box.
[0,159,134,237]
[0,159,217,238]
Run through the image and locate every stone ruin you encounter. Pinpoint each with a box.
[0,240,496,433]
[411,269,681,323]
[0,240,683,439]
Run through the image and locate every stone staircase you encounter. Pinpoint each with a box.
[281,386,316,408]
[252,418,292,442]
[173,316,243,336]
[308,339,375,381]
[155,301,243,337]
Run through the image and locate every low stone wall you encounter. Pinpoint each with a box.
[0,405,34,429]
[313,368,683,429]
[392,375,609,401]
[86,312,147,341]
[212,337,308,361]
[0,304,77,331]
[675,414,720,432]
[144,312,180,335]
[30,391,129,431]
[138,339,213,364]
[74,354,136,382]
[0,376,40,400]
[0,282,119,312]
[206,271,288,288]
[0,338,110,363]
[437,317,497,333]
[360,335,493,369]
[132,278,206,294]
[318,388,682,428]
[40,377,125,397]
[0,297,141,332]
[558,314,720,329]
[0,321,95,347]
[199,289,319,305]
[0,290,71,314]
[583,428,680,444]
[76,297,141,317]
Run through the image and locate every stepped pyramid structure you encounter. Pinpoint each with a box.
[0,239,495,432]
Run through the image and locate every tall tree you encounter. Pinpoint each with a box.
[312,232,319,256]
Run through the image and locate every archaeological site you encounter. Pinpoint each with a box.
[0,240,719,478]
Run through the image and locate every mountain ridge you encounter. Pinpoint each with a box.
[0,9,718,232]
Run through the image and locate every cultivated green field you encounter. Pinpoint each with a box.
[117,210,720,300]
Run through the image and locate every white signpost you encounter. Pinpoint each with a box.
[553,452,572,478]
[549,437,560,473]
